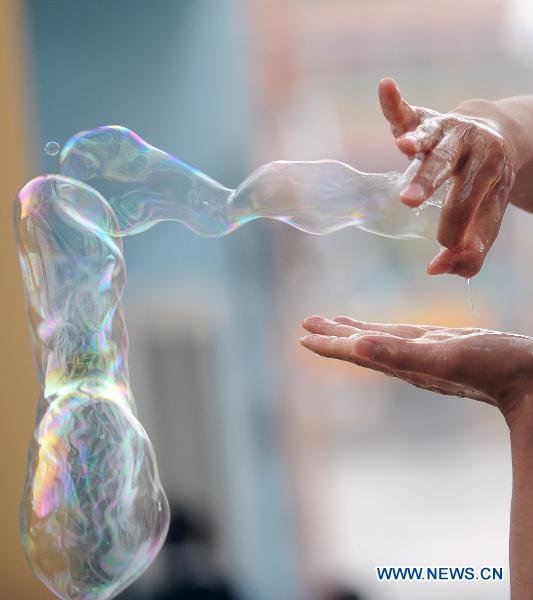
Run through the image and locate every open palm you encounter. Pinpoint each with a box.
[301,315,533,424]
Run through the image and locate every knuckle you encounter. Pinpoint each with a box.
[443,114,462,128]
[413,170,433,187]
[348,342,360,363]
[422,107,441,120]
[486,143,505,169]
[431,145,453,163]
[455,121,473,138]
[416,121,436,137]
[418,161,447,185]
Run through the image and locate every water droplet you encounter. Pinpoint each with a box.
[457,391,466,398]
[414,208,421,217]
[44,141,61,156]
[467,278,475,321]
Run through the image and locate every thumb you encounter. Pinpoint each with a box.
[357,334,444,376]
[378,78,420,137]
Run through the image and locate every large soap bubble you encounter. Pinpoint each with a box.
[15,126,445,600]
[15,176,169,600]
[58,125,445,239]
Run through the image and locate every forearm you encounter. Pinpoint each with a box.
[508,397,533,599]
[453,96,533,211]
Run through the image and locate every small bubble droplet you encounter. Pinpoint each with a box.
[44,141,61,156]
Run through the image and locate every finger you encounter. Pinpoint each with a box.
[427,246,457,275]
[459,165,511,267]
[399,126,467,207]
[440,179,508,277]
[332,316,439,338]
[397,116,444,157]
[300,332,401,375]
[301,316,434,345]
[427,244,486,277]
[428,156,511,277]
[378,78,420,137]
[302,315,359,338]
[300,334,427,392]
[437,140,500,250]
[300,333,448,379]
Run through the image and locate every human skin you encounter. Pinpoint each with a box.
[298,84,533,598]
[300,317,533,599]
[379,78,533,277]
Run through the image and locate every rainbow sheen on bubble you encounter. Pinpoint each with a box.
[44,140,61,156]
[15,175,169,600]
[15,125,445,600]
[58,125,445,240]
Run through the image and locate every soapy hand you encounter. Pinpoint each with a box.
[301,315,533,427]
[379,78,517,278]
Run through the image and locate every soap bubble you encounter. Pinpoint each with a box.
[58,125,445,240]
[14,176,169,600]
[15,125,446,600]
[44,140,61,156]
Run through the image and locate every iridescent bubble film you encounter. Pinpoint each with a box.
[58,125,444,239]
[15,175,169,600]
[15,126,445,600]
[44,141,61,156]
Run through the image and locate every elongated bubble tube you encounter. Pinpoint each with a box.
[57,126,445,239]
[14,126,445,600]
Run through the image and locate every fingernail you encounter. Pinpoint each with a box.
[400,182,426,201]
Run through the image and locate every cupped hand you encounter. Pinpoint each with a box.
[379,78,517,278]
[301,315,533,427]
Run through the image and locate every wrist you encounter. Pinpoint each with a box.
[503,388,533,438]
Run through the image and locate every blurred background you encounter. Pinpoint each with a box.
[2,0,533,598]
